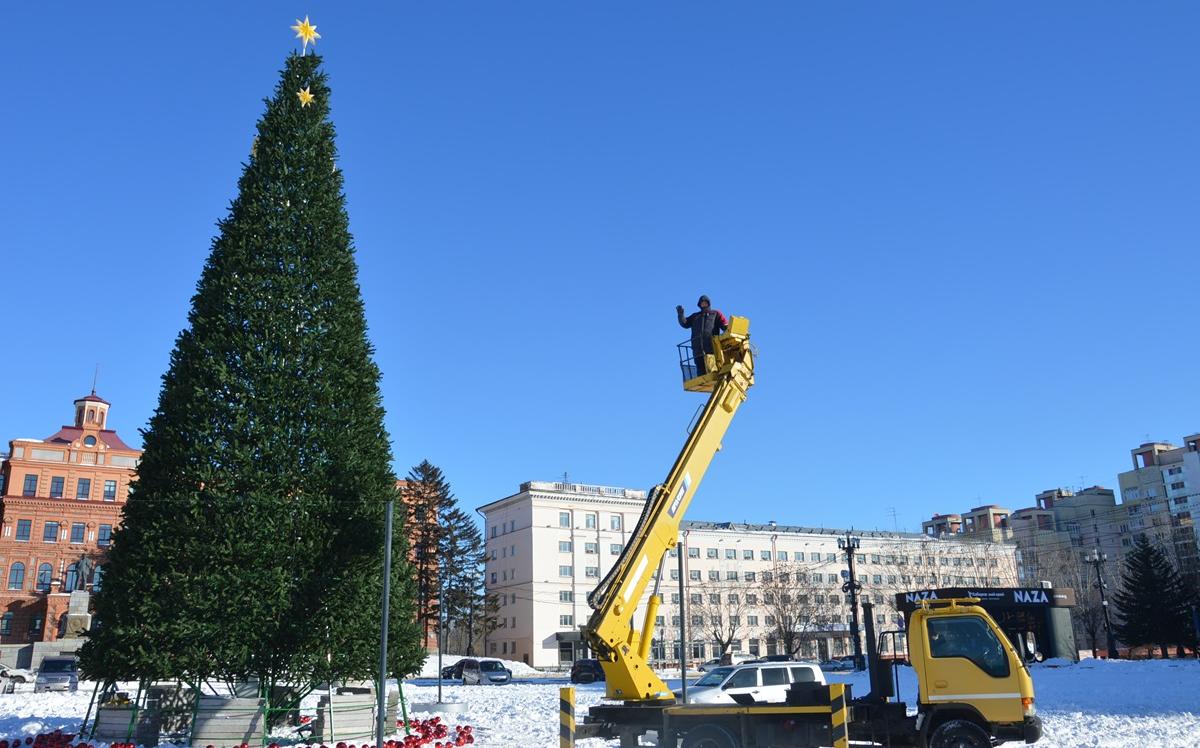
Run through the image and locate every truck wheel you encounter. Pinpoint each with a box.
[682,723,739,748]
[929,719,990,748]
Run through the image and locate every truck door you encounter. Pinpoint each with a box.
[920,614,1024,724]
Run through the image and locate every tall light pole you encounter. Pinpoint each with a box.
[1086,548,1118,659]
[838,533,864,670]
[377,498,394,748]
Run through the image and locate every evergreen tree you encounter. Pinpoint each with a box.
[1112,537,1195,658]
[439,507,488,651]
[81,51,423,690]
[402,461,454,645]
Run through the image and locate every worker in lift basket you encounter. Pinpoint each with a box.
[676,295,728,376]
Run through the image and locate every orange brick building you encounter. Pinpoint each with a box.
[0,392,140,643]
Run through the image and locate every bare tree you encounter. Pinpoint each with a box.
[690,579,751,660]
[758,562,835,659]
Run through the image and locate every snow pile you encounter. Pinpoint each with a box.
[417,654,542,678]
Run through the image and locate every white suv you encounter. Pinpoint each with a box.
[680,662,825,705]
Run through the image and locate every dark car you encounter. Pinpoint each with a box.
[439,660,467,681]
[462,658,512,685]
[570,659,605,684]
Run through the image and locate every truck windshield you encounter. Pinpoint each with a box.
[693,667,734,687]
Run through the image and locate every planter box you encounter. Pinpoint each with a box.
[189,696,265,748]
[93,706,161,747]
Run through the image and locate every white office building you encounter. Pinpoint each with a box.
[479,481,1019,668]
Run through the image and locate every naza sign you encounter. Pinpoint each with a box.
[904,590,939,603]
[1013,589,1049,604]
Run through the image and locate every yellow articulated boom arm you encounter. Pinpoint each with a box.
[585,316,755,702]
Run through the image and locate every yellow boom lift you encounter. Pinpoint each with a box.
[577,317,1043,748]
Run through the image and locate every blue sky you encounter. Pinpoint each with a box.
[4,3,1197,531]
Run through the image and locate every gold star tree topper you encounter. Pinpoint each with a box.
[292,16,320,54]
[297,86,315,107]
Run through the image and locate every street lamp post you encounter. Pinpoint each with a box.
[1086,548,1118,659]
[838,533,864,670]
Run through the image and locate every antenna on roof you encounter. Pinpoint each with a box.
[91,364,100,395]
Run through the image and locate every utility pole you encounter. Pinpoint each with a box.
[838,533,864,670]
[1086,548,1118,659]
[377,498,394,748]
[678,536,689,704]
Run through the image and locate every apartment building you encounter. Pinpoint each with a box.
[1117,436,1200,579]
[479,481,1018,668]
[0,392,141,643]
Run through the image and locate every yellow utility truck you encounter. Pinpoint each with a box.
[576,317,1042,748]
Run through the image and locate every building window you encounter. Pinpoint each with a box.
[76,478,91,500]
[103,480,118,501]
[610,543,623,554]
[71,523,86,544]
[585,542,598,554]
[98,525,112,547]
[7,563,25,590]
[690,593,702,604]
[585,566,599,578]
[760,550,771,560]
[1171,482,1186,490]
[36,563,53,592]
[688,547,700,558]
[559,590,573,602]
[873,575,882,584]
[559,541,573,553]
[560,615,574,627]
[559,565,573,577]
[15,520,32,542]
[65,562,80,592]
[726,571,738,580]
[706,548,718,559]
[708,570,720,581]
[777,551,788,561]
[725,549,736,559]
[585,513,597,529]
[559,512,571,528]
[610,514,622,530]
[670,569,680,580]
[795,552,805,561]
[0,612,11,635]
[49,477,65,499]
[745,571,756,582]
[44,523,60,543]
[743,549,754,560]
[22,475,38,497]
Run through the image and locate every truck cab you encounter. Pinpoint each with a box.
[908,599,1042,746]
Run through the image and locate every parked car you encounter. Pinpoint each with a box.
[698,653,754,672]
[439,660,467,681]
[461,658,512,685]
[819,656,858,672]
[570,659,605,684]
[0,666,34,683]
[678,662,825,705]
[34,656,79,693]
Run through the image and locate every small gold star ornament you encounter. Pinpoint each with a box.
[297,86,315,107]
[292,16,321,54]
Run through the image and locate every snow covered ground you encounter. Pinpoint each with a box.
[0,658,1196,747]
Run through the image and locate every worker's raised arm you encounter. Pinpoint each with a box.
[676,304,690,327]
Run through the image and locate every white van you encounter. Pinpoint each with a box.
[680,662,825,705]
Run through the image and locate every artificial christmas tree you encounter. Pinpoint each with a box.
[82,28,423,692]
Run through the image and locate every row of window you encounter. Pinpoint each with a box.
[21,475,120,501]
[557,511,623,531]
[10,520,112,546]
[667,545,999,568]
[3,560,103,593]
[558,541,623,555]
[0,611,42,637]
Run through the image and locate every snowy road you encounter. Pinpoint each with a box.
[0,659,1196,747]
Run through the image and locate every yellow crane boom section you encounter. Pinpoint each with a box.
[585,316,755,701]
